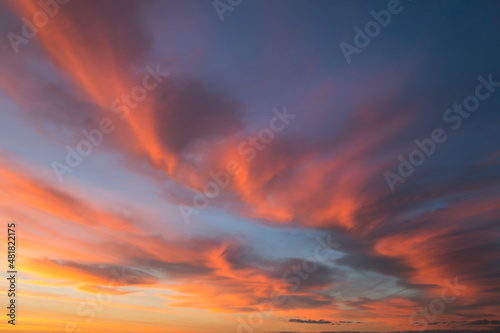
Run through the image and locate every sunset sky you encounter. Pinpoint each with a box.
[0,0,500,332]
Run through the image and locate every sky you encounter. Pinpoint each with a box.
[0,0,499,332]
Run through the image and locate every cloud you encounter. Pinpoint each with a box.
[468,320,500,326]
[289,318,332,324]
[0,160,140,232]
[154,75,245,155]
[0,0,500,331]
[24,258,159,287]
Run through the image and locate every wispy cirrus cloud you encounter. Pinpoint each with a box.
[0,1,499,332]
